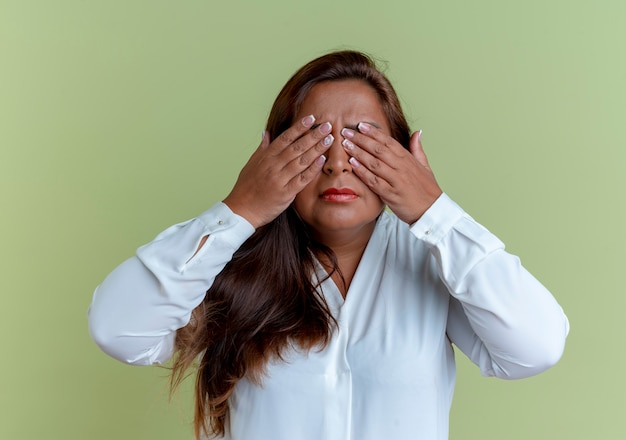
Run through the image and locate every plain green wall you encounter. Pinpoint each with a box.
[1,0,624,438]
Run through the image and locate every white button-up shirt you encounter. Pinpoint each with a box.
[89,194,569,440]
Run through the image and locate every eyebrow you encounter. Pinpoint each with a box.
[310,121,382,130]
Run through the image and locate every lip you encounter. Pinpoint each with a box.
[321,187,357,196]
[320,187,358,202]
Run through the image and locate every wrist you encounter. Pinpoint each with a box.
[222,196,261,229]
[401,189,444,225]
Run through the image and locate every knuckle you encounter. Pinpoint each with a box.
[367,175,379,186]
[290,140,305,153]
[278,131,296,145]
[369,159,381,170]
[298,153,309,166]
[314,142,327,153]
[309,130,324,143]
[374,144,386,155]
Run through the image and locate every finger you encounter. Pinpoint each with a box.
[270,114,317,152]
[340,124,405,171]
[285,153,328,192]
[279,121,333,161]
[251,130,270,156]
[282,133,333,175]
[353,122,406,157]
[347,155,393,196]
[257,130,271,151]
[342,137,391,174]
[341,134,397,183]
[409,130,432,171]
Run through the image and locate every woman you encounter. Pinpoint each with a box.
[88,50,569,440]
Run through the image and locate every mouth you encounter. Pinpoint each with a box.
[320,187,358,202]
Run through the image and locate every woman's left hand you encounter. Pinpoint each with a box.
[341,123,443,224]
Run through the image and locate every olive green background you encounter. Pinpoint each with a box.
[1,0,624,439]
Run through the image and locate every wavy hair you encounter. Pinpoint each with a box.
[170,50,411,439]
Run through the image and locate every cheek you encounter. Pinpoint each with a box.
[363,187,384,205]
[292,182,317,212]
[366,192,386,216]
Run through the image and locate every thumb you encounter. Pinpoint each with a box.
[259,130,271,149]
[409,130,431,170]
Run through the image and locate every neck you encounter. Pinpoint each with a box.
[312,221,377,297]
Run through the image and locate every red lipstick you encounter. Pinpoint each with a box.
[320,187,358,202]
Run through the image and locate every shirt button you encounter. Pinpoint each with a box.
[424,229,431,235]
[218,220,224,225]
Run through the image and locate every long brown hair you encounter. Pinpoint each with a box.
[170,50,412,439]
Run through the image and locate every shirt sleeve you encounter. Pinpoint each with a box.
[88,202,255,366]
[410,193,570,379]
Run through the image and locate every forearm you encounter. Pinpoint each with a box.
[445,251,569,378]
[88,202,255,365]
[412,194,569,378]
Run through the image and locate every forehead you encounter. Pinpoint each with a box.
[298,80,390,131]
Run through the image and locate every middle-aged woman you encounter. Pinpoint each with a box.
[88,50,569,440]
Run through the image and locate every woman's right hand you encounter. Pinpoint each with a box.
[223,115,333,228]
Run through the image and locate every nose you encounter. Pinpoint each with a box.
[323,131,352,175]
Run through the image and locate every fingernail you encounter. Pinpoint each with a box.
[322,134,334,147]
[342,138,354,151]
[341,128,355,139]
[315,155,327,166]
[357,122,370,133]
[418,129,423,140]
[319,122,332,135]
[302,115,315,128]
[349,157,360,168]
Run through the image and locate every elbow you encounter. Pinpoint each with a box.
[492,313,569,380]
[88,304,133,364]
[525,310,570,377]
[88,302,171,366]
[87,259,176,366]
[489,345,565,380]
[516,337,566,379]
[534,312,570,374]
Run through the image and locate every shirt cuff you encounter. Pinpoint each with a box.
[196,201,256,249]
[137,202,255,272]
[410,193,466,245]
